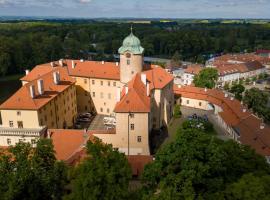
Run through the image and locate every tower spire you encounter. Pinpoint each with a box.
[130,24,133,34]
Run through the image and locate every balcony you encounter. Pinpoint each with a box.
[0,126,47,137]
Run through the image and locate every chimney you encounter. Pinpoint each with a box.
[125,86,129,95]
[116,62,119,66]
[242,108,247,113]
[29,85,35,99]
[230,96,234,101]
[59,59,63,67]
[102,61,105,65]
[37,79,44,95]
[204,88,207,92]
[53,71,60,85]
[147,82,150,96]
[141,74,147,85]
[25,69,30,75]
[116,87,121,102]
[80,59,84,63]
[224,93,228,98]
[260,123,265,130]
[72,60,75,69]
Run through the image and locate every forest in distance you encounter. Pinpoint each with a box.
[0,20,270,76]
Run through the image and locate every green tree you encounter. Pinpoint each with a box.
[0,139,68,200]
[173,104,182,118]
[243,88,269,119]
[224,174,270,200]
[230,83,245,100]
[142,125,270,200]
[193,68,218,89]
[68,138,131,200]
[171,51,182,67]
[224,82,230,91]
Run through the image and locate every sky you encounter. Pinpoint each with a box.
[0,0,269,19]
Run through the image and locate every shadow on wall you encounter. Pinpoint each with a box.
[149,122,168,154]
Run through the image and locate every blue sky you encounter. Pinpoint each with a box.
[0,0,269,18]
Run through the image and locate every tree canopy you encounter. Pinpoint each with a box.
[193,68,218,88]
[1,22,270,76]
[230,83,245,100]
[141,122,270,200]
[0,139,68,200]
[67,138,131,200]
[243,87,270,122]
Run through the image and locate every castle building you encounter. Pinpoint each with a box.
[0,30,174,155]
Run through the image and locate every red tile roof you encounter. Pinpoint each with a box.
[184,64,203,75]
[114,74,151,113]
[212,53,270,65]
[143,65,174,90]
[66,60,120,80]
[127,155,153,176]
[0,67,75,110]
[174,85,270,157]
[49,129,99,165]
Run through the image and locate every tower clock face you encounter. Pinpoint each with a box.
[126,53,131,58]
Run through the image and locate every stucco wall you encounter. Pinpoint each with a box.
[95,112,150,155]
[120,52,143,84]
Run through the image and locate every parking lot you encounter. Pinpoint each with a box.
[88,114,112,131]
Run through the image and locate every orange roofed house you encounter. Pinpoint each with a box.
[0,31,174,156]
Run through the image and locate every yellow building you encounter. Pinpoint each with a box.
[0,66,77,146]
[0,30,174,156]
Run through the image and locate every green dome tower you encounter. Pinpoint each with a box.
[118,27,144,84]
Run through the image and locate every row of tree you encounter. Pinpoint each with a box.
[1,21,270,76]
[1,119,270,199]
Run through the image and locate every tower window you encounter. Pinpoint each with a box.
[127,60,130,65]
[126,53,131,58]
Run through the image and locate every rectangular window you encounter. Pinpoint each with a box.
[108,93,111,99]
[93,92,95,97]
[113,82,116,87]
[187,100,189,104]
[17,111,21,116]
[108,81,111,86]
[127,60,130,65]
[199,102,202,106]
[100,81,103,86]
[17,121,23,128]
[100,92,104,99]
[137,136,142,143]
[100,107,103,112]
[107,108,110,113]
[92,80,95,85]
[130,113,134,118]
[7,139,11,145]
[9,121,13,127]
[85,91,88,96]
[84,79,87,84]
[31,139,36,145]
[130,124,135,130]
[19,139,23,143]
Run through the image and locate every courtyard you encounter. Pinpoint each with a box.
[151,106,232,153]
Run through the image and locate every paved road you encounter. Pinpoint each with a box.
[88,114,109,131]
